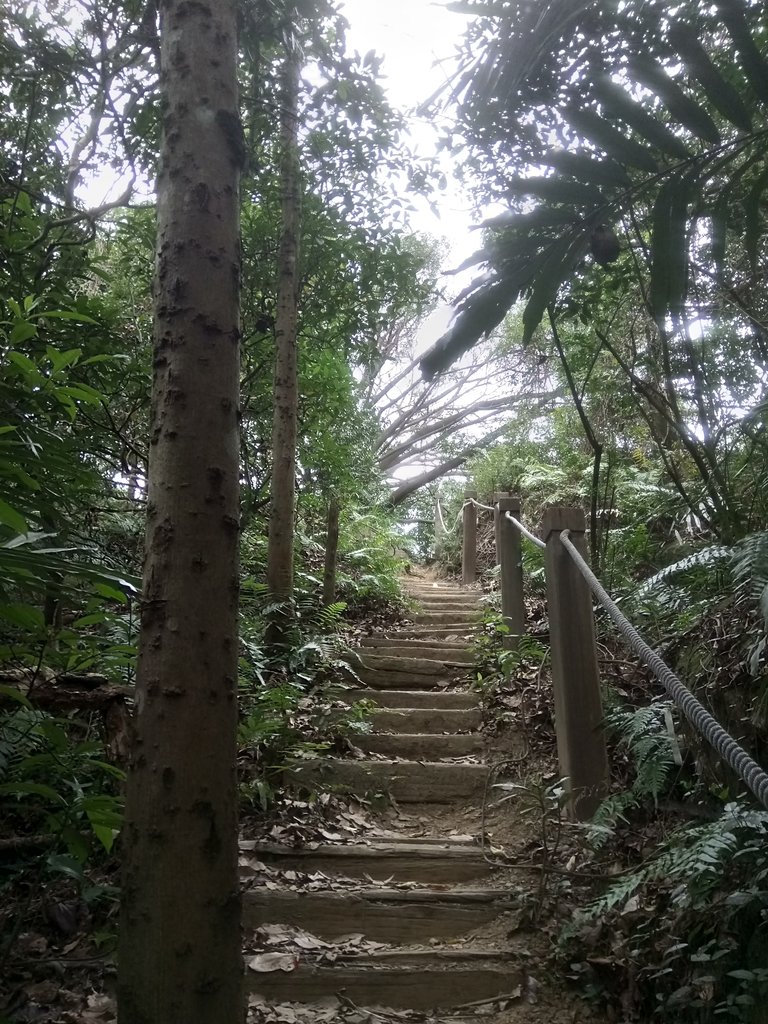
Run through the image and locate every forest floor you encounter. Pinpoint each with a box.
[240,569,606,1024]
[1,570,612,1024]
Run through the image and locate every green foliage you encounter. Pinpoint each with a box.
[591,699,680,838]
[473,616,548,698]
[0,701,123,872]
[565,801,768,1020]
[423,0,768,365]
[333,509,409,615]
[733,530,768,626]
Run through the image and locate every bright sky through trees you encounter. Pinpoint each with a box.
[340,0,474,261]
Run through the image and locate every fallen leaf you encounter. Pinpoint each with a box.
[248,952,298,973]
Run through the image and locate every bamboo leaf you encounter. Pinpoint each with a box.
[718,0,768,107]
[564,106,659,172]
[505,176,604,208]
[521,234,588,345]
[543,150,632,188]
[709,193,730,283]
[744,166,768,277]
[649,183,674,324]
[594,76,691,160]
[650,177,694,324]
[0,502,28,535]
[421,265,536,377]
[476,207,576,232]
[628,56,721,144]
[668,23,754,132]
[667,177,696,319]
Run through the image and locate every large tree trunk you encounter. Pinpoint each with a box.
[265,33,301,646]
[117,1,243,1021]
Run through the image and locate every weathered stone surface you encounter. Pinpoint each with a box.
[355,732,483,759]
[353,644,475,664]
[343,688,479,710]
[412,612,482,625]
[346,653,470,675]
[359,636,471,650]
[247,955,521,1009]
[371,706,482,732]
[353,667,456,688]
[242,887,512,941]
[241,839,493,882]
[287,758,488,802]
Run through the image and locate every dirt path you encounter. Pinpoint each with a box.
[243,577,591,1023]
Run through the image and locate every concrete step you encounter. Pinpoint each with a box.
[411,600,483,612]
[287,758,487,802]
[359,645,474,664]
[241,839,493,883]
[401,625,479,637]
[354,667,458,688]
[412,612,482,625]
[359,637,471,651]
[347,653,473,674]
[243,887,513,942]
[247,950,521,1009]
[356,732,483,759]
[344,689,479,710]
[371,707,482,733]
[405,586,478,597]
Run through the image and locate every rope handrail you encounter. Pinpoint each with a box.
[466,497,497,513]
[559,528,768,812]
[504,511,546,550]
[435,497,448,535]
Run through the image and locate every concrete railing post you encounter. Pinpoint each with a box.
[497,495,524,642]
[542,506,609,820]
[462,490,477,585]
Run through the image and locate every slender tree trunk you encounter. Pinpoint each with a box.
[548,312,603,574]
[117,1,243,1020]
[266,32,301,645]
[322,495,340,605]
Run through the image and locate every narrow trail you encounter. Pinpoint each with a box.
[243,576,589,1023]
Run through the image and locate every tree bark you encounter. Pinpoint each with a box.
[387,422,510,505]
[265,32,301,645]
[117,1,243,1021]
[322,495,340,605]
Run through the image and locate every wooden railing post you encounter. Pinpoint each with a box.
[542,506,608,820]
[493,491,510,565]
[497,495,524,642]
[462,489,477,585]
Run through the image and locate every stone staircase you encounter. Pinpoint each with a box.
[243,577,530,1019]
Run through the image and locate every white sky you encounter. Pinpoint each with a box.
[339,0,481,350]
[340,0,477,262]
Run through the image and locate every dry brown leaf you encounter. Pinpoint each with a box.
[248,951,298,973]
